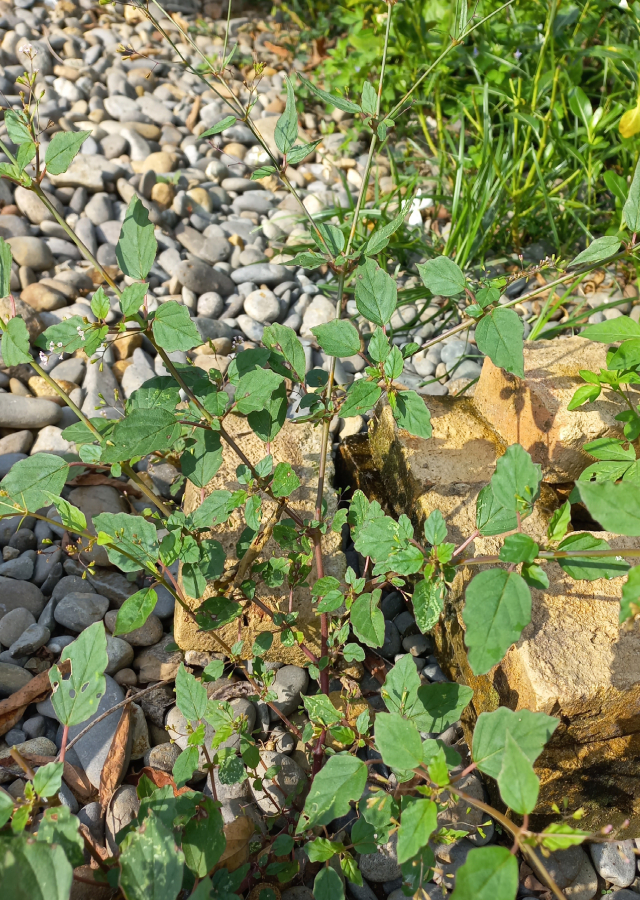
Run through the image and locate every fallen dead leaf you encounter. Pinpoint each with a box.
[100,704,131,809]
[186,94,201,133]
[263,41,290,59]
[0,661,69,736]
[129,766,193,797]
[68,473,143,498]
[213,813,255,873]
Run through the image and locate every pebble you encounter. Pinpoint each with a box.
[0,663,33,697]
[105,635,135,674]
[54,592,110,632]
[105,784,140,854]
[0,607,36,647]
[7,236,54,270]
[380,620,401,658]
[0,395,61,429]
[244,288,281,323]
[251,749,306,815]
[269,665,309,720]
[0,577,46,619]
[588,841,635,887]
[9,623,50,658]
[358,833,401,883]
[104,610,163,646]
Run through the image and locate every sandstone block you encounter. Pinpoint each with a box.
[174,414,345,665]
[473,337,635,482]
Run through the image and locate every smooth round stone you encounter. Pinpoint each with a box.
[251,750,305,815]
[381,591,405,620]
[23,715,46,739]
[104,610,163,646]
[402,634,431,657]
[13,737,57,757]
[0,395,61,429]
[9,623,50,658]
[230,263,288,286]
[5,727,26,745]
[243,288,280,324]
[7,236,54,270]
[451,359,483,380]
[380,620,401,658]
[236,314,264,342]
[269,665,309,721]
[143,742,180,772]
[589,841,635,887]
[175,259,235,296]
[196,291,225,318]
[358,833,401,882]
[105,635,135,674]
[77,801,105,848]
[86,569,135,607]
[232,192,274,214]
[0,607,36,647]
[105,784,140,854]
[51,575,93,602]
[114,668,137,687]
[221,177,262,193]
[54,592,110,632]
[46,635,75,654]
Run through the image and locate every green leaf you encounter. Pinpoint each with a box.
[90,286,110,320]
[397,798,437,864]
[577,480,640,535]
[172,746,199,788]
[199,115,236,137]
[182,798,226,877]
[275,74,299,154]
[521,563,550,590]
[36,807,84,868]
[49,622,108,727]
[297,72,361,113]
[114,588,158,636]
[251,165,277,180]
[417,256,466,297]
[556,532,629,581]
[472,707,558,779]
[463,569,531,675]
[120,282,148,318]
[1,316,31,366]
[35,316,92,356]
[412,578,445,632]
[621,565,640,622]
[499,534,538,564]
[182,429,223,489]
[450,846,518,900]
[567,382,600,410]
[497,732,539,815]
[0,790,13,828]
[44,130,90,175]
[33,761,63,799]
[0,236,12,299]
[93,512,158,573]
[0,454,69,516]
[547,500,571,542]
[568,235,621,268]
[581,315,640,343]
[368,326,390,362]
[303,694,342,727]
[306,838,343,862]
[286,139,322,166]
[116,196,157,281]
[262,323,306,381]
[539,823,590,851]
[5,109,31,144]
[354,258,397,326]
[152,300,201,352]
[341,380,381,417]
[623,158,640,232]
[235,368,285,414]
[119,812,184,900]
[350,591,385,647]
[475,483,518,536]
[311,319,360,357]
[297,754,367,831]
[100,408,181,464]
[315,222,345,256]
[1,837,73,900]
[272,462,301,497]
[490,443,541,515]
[415,682,474,733]
[313,867,344,900]
[350,818,377,854]
[375,712,424,770]
[360,79,377,116]
[190,490,234,529]
[475,308,524,377]
[393,390,432,438]
[365,204,409,257]
[127,376,180,413]
[424,509,447,545]
[608,338,640,370]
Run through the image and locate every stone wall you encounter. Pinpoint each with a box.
[368,337,640,830]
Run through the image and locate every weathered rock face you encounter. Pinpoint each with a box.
[473,337,636,482]
[368,383,640,831]
[174,413,345,665]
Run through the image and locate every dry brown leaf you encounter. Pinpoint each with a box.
[0,661,69,737]
[68,473,143,497]
[263,41,290,59]
[129,766,192,797]
[100,704,131,809]
[186,95,201,133]
[213,814,255,873]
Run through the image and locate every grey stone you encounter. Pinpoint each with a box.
[0,577,45,619]
[232,192,274,215]
[0,454,27,478]
[77,801,105,848]
[121,348,156,398]
[86,568,135,607]
[0,608,36,647]
[54,592,110,631]
[22,715,45,739]
[105,784,140,854]
[49,358,86,383]
[82,362,124,420]
[543,846,590,889]
[393,611,417,637]
[250,750,306,815]
[588,841,635,887]
[438,772,494,845]
[281,889,314,900]
[423,662,448,683]
[380,620,401,659]
[175,259,235,296]
[269,665,309,720]
[85,193,113,226]
[346,881,377,900]
[231,263,288,286]
[0,553,34,580]
[8,530,36,553]
[105,635,135,675]
[9,623,50,658]
[244,288,280,324]
[403,634,432,657]
[5,728,26,745]
[436,839,475,891]
[13,737,57,757]
[0,663,32,697]
[195,316,236,342]
[51,575,92,603]
[0,395,60,429]
[130,702,150,761]
[175,223,230,265]
[33,548,62,587]
[7,236,54,270]
[236,314,264,343]
[196,291,225,318]
[139,683,175,727]
[143,742,180,772]
[95,220,122,245]
[57,780,79,814]
[358,832,401,883]
[104,610,163,646]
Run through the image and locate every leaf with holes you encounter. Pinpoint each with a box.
[49,622,108,727]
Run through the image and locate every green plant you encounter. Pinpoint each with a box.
[1,4,640,900]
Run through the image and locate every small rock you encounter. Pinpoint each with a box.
[0,577,46,619]
[0,395,60,430]
[54,592,110,632]
[588,841,635,887]
[244,288,281,324]
[104,610,163,646]
[251,750,306,815]
[358,832,401,883]
[9,623,50,658]
[231,263,288,286]
[140,682,175,727]
[143,742,180,772]
[269,665,309,720]
[13,737,57,757]
[134,634,182,683]
[22,715,45,739]
[0,607,36,647]
[380,620,401,658]
[7,236,54,270]
[105,635,135,675]
[130,703,150,761]
[105,784,140,854]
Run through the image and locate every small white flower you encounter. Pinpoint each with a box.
[620,0,629,8]
[39,351,48,364]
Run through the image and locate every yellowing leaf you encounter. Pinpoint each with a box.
[620,99,640,138]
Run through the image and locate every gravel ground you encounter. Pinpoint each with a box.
[0,1,636,898]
